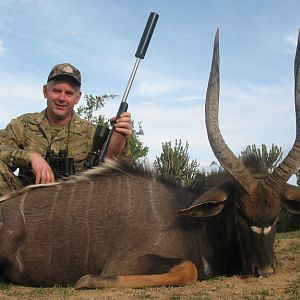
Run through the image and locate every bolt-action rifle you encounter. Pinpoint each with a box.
[84,12,159,168]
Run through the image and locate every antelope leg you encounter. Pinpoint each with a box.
[75,260,198,289]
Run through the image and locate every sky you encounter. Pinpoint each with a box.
[0,0,300,182]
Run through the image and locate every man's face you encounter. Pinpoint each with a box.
[43,79,81,125]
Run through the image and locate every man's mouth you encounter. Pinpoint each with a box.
[54,103,67,110]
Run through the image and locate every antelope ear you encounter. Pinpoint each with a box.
[281,183,300,214]
[179,186,229,217]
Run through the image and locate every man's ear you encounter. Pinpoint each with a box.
[75,91,82,105]
[43,84,48,99]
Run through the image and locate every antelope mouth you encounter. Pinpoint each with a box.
[241,263,275,278]
[254,264,275,277]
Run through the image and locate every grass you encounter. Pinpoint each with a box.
[0,284,26,298]
[277,231,300,299]
[244,288,273,300]
[0,283,76,299]
[132,288,154,299]
[288,274,300,300]
[27,288,48,299]
[287,255,300,300]
[276,230,300,240]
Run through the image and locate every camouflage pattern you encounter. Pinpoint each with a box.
[48,63,81,86]
[0,160,23,196]
[0,110,95,196]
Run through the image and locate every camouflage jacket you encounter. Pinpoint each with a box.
[0,110,96,173]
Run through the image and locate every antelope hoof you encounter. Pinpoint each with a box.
[75,274,93,290]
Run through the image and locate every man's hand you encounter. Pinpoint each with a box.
[110,112,132,139]
[28,152,55,184]
[106,112,132,159]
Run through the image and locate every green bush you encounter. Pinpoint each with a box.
[277,205,300,233]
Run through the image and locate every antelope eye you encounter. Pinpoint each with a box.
[236,203,250,224]
[236,209,251,227]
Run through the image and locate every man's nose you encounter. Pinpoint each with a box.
[57,92,67,101]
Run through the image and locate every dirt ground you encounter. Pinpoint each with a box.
[0,236,299,300]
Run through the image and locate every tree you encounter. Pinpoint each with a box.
[76,94,116,126]
[204,162,228,190]
[127,121,149,161]
[154,139,203,191]
[207,143,283,177]
[277,206,300,232]
[76,94,149,160]
[239,143,283,172]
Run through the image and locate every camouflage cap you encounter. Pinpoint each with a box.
[47,63,81,86]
